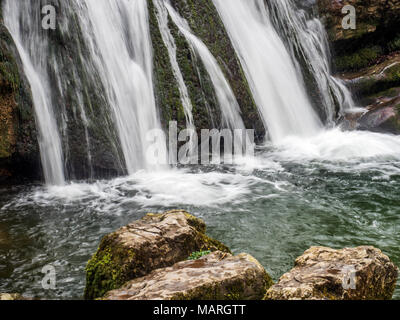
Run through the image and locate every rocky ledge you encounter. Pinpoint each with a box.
[102,251,272,300]
[265,246,399,300]
[84,210,231,300]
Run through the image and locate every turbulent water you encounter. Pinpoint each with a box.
[1,132,400,299]
[1,0,400,300]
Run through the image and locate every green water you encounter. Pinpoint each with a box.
[0,139,399,299]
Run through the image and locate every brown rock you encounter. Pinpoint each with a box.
[265,246,398,300]
[102,251,273,300]
[0,293,24,300]
[318,0,400,43]
[84,210,231,300]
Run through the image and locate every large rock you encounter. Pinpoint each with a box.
[0,293,24,300]
[265,246,398,300]
[102,251,273,300]
[84,210,230,300]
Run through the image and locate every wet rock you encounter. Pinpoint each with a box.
[0,18,39,183]
[84,210,231,300]
[102,251,273,300]
[318,0,400,72]
[357,96,400,134]
[265,246,398,300]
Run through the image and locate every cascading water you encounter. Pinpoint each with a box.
[2,0,400,301]
[164,1,246,132]
[267,0,356,123]
[4,0,168,181]
[76,0,167,174]
[3,1,65,186]
[153,0,194,130]
[212,0,322,143]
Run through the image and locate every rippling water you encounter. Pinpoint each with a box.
[1,129,400,299]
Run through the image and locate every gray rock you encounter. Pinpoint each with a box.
[102,251,273,300]
[265,246,398,300]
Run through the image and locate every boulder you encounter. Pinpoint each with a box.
[265,246,398,300]
[102,251,273,300]
[357,97,400,134]
[84,210,231,300]
[0,293,24,300]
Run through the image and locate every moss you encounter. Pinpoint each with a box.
[84,244,137,300]
[148,0,186,133]
[170,0,263,137]
[84,211,231,299]
[187,250,211,260]
[353,64,400,98]
[335,46,383,72]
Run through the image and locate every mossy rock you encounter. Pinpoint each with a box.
[84,210,231,300]
[102,251,273,300]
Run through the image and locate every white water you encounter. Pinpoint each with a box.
[165,1,246,131]
[76,0,167,174]
[153,0,194,130]
[213,0,322,142]
[268,0,356,122]
[3,1,65,185]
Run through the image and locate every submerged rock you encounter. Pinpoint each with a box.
[84,210,230,300]
[102,251,273,300]
[265,246,398,300]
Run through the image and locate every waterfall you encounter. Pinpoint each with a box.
[76,0,167,174]
[3,1,65,186]
[4,0,168,183]
[153,0,194,130]
[213,0,322,143]
[164,1,246,132]
[267,0,356,123]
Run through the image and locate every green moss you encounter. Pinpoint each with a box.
[84,244,136,300]
[335,46,383,72]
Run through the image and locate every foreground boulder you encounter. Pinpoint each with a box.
[265,246,398,300]
[84,210,230,299]
[0,293,24,300]
[102,251,273,300]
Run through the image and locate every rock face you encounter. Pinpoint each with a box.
[338,53,400,133]
[265,246,398,300]
[318,0,400,72]
[102,251,273,300]
[149,0,264,140]
[0,16,39,183]
[84,210,231,300]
